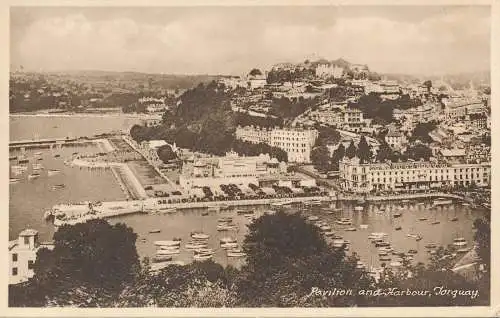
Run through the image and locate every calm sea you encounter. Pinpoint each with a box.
[9,116,487,268]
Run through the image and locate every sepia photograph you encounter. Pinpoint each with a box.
[7,3,492,312]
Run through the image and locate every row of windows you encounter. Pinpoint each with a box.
[353,167,488,175]
[11,261,34,276]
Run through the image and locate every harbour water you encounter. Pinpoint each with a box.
[9,115,487,268]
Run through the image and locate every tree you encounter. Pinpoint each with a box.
[9,220,139,307]
[405,143,432,161]
[409,121,437,143]
[346,141,357,159]
[157,144,177,163]
[423,80,432,91]
[237,212,371,307]
[249,68,262,77]
[357,136,372,163]
[310,145,331,172]
[474,218,490,273]
[330,144,346,170]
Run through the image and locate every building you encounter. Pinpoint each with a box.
[339,156,490,193]
[179,152,284,190]
[235,126,318,163]
[442,97,485,120]
[467,113,487,130]
[9,229,54,285]
[385,131,407,151]
[315,63,344,79]
[439,148,466,162]
[138,97,167,113]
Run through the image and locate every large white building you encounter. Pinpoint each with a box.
[235,126,319,163]
[315,63,344,79]
[179,152,284,191]
[9,229,54,285]
[339,157,490,193]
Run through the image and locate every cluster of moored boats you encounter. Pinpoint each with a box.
[10,151,63,183]
[150,231,247,270]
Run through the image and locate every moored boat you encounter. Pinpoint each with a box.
[191,232,210,240]
[154,240,181,247]
[28,173,40,180]
[156,249,180,255]
[433,199,453,206]
[47,169,61,176]
[9,178,20,184]
[149,229,161,234]
[453,237,467,247]
[354,206,364,211]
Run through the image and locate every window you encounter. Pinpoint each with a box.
[12,267,17,276]
[28,260,34,270]
[12,254,17,262]
[24,237,29,245]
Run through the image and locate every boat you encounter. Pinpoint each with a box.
[191,232,210,240]
[152,255,173,262]
[461,203,470,207]
[32,163,44,170]
[194,248,214,255]
[9,155,17,161]
[356,199,365,205]
[237,209,253,215]
[18,158,29,164]
[217,224,237,231]
[159,245,181,251]
[307,215,320,222]
[193,254,213,261]
[424,243,437,249]
[154,240,181,247]
[27,173,40,180]
[359,224,368,229]
[430,221,441,225]
[323,231,336,237]
[390,261,402,267]
[227,250,247,257]
[393,213,402,218]
[157,249,180,256]
[336,218,352,225]
[407,249,418,254]
[34,151,43,156]
[47,169,61,176]
[185,242,208,250]
[345,227,357,232]
[378,250,389,256]
[450,217,459,222]
[72,152,78,155]
[395,226,402,231]
[375,241,390,247]
[407,233,419,239]
[320,225,332,232]
[54,154,61,158]
[9,178,20,184]
[219,217,233,223]
[159,207,177,214]
[379,256,392,262]
[416,202,425,206]
[221,242,239,249]
[201,211,209,216]
[332,239,346,248]
[401,200,410,203]
[433,199,453,206]
[220,237,237,244]
[368,232,387,238]
[207,206,220,213]
[418,217,428,221]
[457,247,470,253]
[354,206,364,211]
[149,229,161,234]
[51,184,66,190]
[415,235,423,242]
[453,238,467,247]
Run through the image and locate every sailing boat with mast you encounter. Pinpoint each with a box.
[430,211,440,225]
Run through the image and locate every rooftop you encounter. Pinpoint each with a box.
[19,229,38,237]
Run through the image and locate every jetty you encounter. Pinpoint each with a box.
[9,137,116,151]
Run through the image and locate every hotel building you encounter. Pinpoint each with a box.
[339,157,490,193]
[235,126,318,163]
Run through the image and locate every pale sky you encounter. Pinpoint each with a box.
[10,6,491,76]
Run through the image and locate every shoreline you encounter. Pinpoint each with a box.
[48,191,471,227]
[10,112,162,120]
